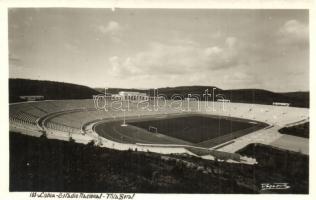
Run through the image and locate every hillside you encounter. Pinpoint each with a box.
[10,132,253,193]
[96,86,309,108]
[9,79,308,107]
[219,89,309,108]
[279,122,309,138]
[9,79,101,103]
[10,132,308,193]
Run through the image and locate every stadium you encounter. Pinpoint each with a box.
[9,90,309,164]
[7,8,310,194]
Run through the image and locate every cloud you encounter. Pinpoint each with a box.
[223,71,257,86]
[210,30,222,39]
[108,56,121,75]
[204,46,223,56]
[277,20,308,47]
[107,37,248,79]
[108,56,143,76]
[9,53,27,77]
[9,56,21,63]
[98,21,123,35]
[97,21,124,43]
[225,37,237,49]
[9,53,23,67]
[64,42,81,53]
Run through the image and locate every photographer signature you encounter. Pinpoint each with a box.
[261,183,290,190]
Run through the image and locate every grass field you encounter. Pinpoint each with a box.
[129,115,260,143]
[94,113,267,148]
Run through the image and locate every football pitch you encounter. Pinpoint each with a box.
[95,113,268,148]
[129,115,263,143]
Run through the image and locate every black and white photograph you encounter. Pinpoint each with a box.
[0,0,315,199]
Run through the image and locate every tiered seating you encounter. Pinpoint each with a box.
[46,122,80,134]
[44,100,187,135]
[199,101,309,127]
[9,99,96,133]
[10,105,43,130]
[14,111,38,124]
[10,99,309,142]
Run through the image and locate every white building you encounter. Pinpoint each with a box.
[217,99,231,103]
[110,94,123,100]
[272,102,290,107]
[116,91,149,101]
[19,95,44,101]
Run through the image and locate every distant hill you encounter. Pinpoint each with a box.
[9,79,101,103]
[219,89,309,108]
[96,86,309,108]
[96,86,222,97]
[9,79,308,107]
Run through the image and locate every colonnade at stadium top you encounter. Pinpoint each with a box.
[110,91,149,101]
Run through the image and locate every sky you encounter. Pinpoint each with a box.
[9,8,309,92]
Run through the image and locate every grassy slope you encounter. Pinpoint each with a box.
[237,143,309,194]
[10,132,308,194]
[279,122,309,138]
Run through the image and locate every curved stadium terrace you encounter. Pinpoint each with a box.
[9,99,309,164]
